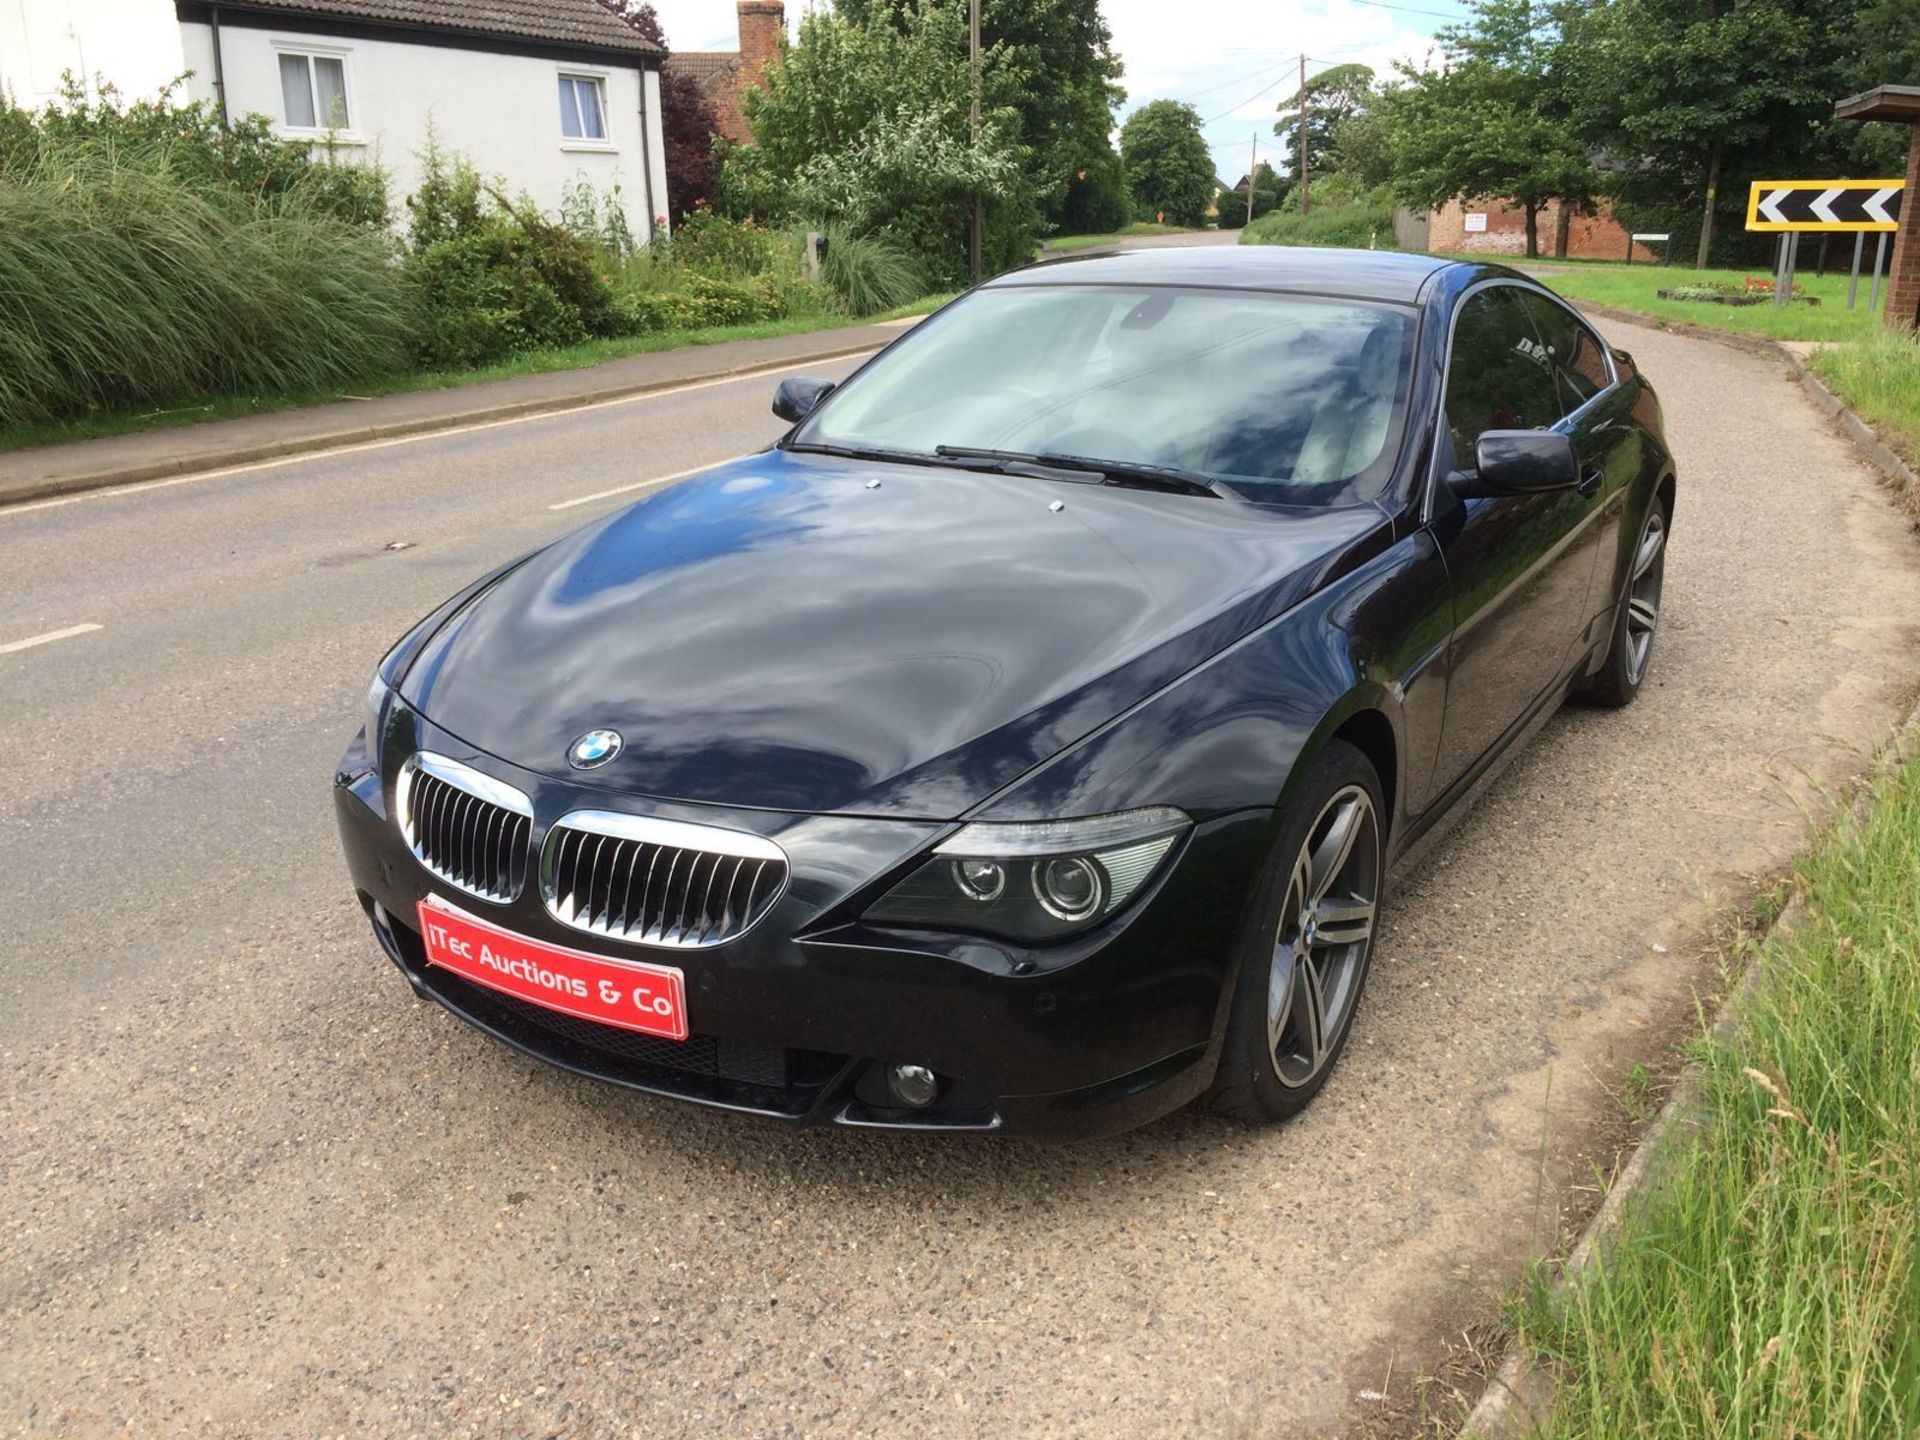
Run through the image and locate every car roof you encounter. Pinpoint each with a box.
[985,244,1457,304]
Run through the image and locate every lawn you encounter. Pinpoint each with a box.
[0,294,957,454]
[1043,222,1207,251]
[1512,745,1920,1437]
[1537,260,1888,343]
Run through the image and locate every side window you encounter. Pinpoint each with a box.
[1443,287,1562,464]
[1523,292,1612,415]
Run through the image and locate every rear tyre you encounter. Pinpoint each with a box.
[1207,740,1383,1124]
[1579,496,1669,709]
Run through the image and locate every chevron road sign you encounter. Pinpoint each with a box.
[1746,179,1904,232]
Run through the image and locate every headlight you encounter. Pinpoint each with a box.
[864,807,1189,942]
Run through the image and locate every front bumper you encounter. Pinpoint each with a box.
[334,709,1270,1141]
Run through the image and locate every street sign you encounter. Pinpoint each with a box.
[1746,179,1903,232]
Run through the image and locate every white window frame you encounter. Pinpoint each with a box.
[558,69,616,151]
[274,43,361,141]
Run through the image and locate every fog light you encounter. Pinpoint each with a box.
[887,1062,940,1108]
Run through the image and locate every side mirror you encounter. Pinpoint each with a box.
[772,376,836,424]
[1451,430,1577,498]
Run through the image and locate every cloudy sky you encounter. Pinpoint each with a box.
[659,0,1471,183]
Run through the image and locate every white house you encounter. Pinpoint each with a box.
[0,0,671,238]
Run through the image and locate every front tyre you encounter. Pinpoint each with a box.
[1208,740,1383,1123]
[1578,496,1669,708]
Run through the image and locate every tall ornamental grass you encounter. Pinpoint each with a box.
[0,142,415,429]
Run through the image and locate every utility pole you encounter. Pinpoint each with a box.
[969,0,982,285]
[1247,133,1257,226]
[1298,53,1310,217]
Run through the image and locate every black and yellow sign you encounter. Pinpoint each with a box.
[1746,179,1904,232]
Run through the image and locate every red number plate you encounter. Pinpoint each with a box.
[416,896,689,1041]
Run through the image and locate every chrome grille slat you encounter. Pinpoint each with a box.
[398,753,533,905]
[541,810,788,949]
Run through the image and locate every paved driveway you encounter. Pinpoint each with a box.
[3,320,1917,1437]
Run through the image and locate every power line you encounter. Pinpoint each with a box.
[1343,0,1467,19]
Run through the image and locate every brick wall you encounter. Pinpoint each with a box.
[1427,197,1660,261]
[1886,122,1920,329]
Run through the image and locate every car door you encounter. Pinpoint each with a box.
[1426,282,1607,797]
[1519,290,1640,643]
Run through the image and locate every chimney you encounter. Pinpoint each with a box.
[736,0,784,87]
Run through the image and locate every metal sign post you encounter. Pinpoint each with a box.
[1871,231,1890,313]
[1747,179,1903,308]
[1849,232,1865,309]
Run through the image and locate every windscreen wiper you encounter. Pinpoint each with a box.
[932,445,1226,497]
[783,440,995,471]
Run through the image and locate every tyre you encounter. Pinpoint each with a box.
[1208,740,1384,1123]
[1578,496,1669,709]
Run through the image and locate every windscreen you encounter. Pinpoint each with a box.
[794,284,1418,505]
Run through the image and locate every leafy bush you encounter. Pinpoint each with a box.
[1241,190,1397,250]
[611,274,790,334]
[658,209,781,281]
[732,1,1037,286]
[404,138,619,366]
[818,226,925,315]
[0,82,410,428]
[0,75,389,227]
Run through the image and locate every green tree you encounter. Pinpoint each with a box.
[731,1,1037,282]
[1570,0,1846,266]
[839,0,1126,233]
[1275,63,1376,190]
[1383,0,1593,258]
[1118,99,1215,227]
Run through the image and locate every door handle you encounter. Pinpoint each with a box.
[1577,465,1604,497]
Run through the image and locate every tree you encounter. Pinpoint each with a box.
[1118,99,1214,227]
[1383,0,1593,258]
[603,3,720,219]
[839,0,1127,233]
[1275,63,1376,189]
[1569,0,1846,266]
[730,1,1037,282]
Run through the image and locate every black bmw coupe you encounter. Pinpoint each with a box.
[335,247,1673,1141]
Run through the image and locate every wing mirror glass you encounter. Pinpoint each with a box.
[772,376,836,424]
[1451,430,1578,498]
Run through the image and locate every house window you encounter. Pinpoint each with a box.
[278,51,349,130]
[558,74,608,142]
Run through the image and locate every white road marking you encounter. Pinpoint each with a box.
[546,455,753,512]
[0,348,883,520]
[0,622,103,655]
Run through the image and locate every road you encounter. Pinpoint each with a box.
[4,320,1919,1438]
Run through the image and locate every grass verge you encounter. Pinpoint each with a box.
[0,293,957,454]
[1512,745,1920,1438]
[1810,331,1920,472]
[1535,261,1886,343]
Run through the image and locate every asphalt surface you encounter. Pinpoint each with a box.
[5,319,1920,1438]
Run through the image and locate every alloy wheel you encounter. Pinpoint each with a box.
[1267,784,1380,1089]
[1625,509,1667,685]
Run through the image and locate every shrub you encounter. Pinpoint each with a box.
[404,138,618,366]
[611,274,790,335]
[1,75,390,227]
[1241,191,1397,250]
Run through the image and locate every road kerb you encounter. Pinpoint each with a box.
[0,335,891,511]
